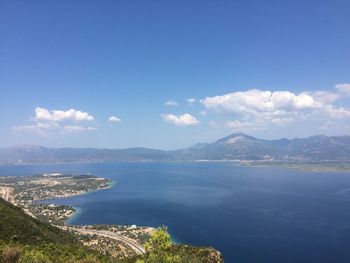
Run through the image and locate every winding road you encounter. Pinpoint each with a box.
[65,227,145,255]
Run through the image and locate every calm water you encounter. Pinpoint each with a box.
[2,162,350,263]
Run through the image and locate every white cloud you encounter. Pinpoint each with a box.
[335,83,350,96]
[14,107,97,135]
[310,90,340,104]
[187,98,196,105]
[162,113,200,126]
[35,107,94,122]
[270,117,293,125]
[164,100,179,106]
[201,89,321,115]
[63,125,86,133]
[324,105,350,119]
[35,107,52,121]
[63,125,97,133]
[13,122,60,133]
[200,84,350,132]
[14,123,97,134]
[108,116,121,123]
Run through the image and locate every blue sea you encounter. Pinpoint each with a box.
[1,162,350,263]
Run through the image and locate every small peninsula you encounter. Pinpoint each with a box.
[0,173,111,224]
[0,173,155,259]
[0,173,223,262]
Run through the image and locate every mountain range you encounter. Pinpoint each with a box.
[1,133,350,164]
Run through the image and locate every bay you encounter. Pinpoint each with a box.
[1,162,350,263]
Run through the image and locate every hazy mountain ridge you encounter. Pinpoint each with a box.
[171,133,350,162]
[1,133,350,164]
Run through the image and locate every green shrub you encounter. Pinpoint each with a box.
[137,226,180,263]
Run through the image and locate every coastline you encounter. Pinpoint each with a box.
[0,174,155,258]
[240,162,350,173]
[0,174,112,224]
[65,206,82,225]
[2,160,350,174]
[63,180,116,225]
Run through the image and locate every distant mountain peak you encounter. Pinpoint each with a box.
[1,133,350,164]
[225,136,245,144]
[216,133,257,143]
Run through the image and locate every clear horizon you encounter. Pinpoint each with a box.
[1,1,350,149]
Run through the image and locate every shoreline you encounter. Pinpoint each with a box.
[0,174,112,224]
[0,174,155,257]
[240,162,350,173]
[65,206,82,225]
[2,160,350,173]
[62,180,116,224]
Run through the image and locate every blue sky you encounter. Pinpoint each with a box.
[1,0,350,149]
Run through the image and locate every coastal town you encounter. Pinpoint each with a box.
[0,173,111,223]
[0,173,155,259]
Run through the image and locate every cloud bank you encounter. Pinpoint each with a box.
[200,84,350,131]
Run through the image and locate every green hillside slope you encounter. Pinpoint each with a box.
[0,198,112,263]
[0,198,223,263]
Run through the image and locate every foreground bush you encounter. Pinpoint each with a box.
[136,226,179,263]
[133,226,223,263]
[2,246,21,263]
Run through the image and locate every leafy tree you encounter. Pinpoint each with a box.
[136,226,180,263]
